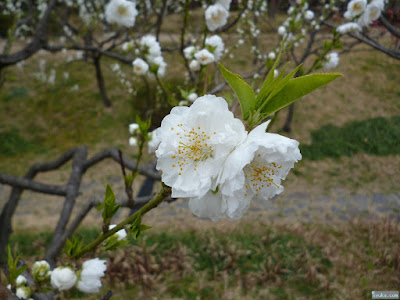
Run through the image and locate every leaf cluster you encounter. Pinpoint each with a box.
[219,47,342,129]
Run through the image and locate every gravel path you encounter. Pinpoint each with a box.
[1,174,399,228]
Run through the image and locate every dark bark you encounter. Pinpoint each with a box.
[0,148,76,263]
[283,103,295,133]
[0,0,56,69]
[45,146,87,265]
[94,55,111,107]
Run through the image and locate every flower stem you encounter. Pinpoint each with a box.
[72,185,171,260]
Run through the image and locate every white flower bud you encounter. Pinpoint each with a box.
[50,267,77,291]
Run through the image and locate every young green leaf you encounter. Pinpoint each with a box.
[219,63,255,120]
[259,73,342,118]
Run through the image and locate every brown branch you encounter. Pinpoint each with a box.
[380,15,400,39]
[45,146,87,265]
[0,0,57,68]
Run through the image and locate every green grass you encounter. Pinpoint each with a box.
[5,221,400,299]
[300,116,400,160]
[0,127,39,157]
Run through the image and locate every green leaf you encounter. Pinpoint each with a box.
[139,224,152,232]
[219,63,255,120]
[259,73,342,118]
[264,64,303,104]
[258,42,284,96]
[16,265,28,277]
[256,61,290,107]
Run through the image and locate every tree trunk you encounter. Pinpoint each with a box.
[94,56,111,107]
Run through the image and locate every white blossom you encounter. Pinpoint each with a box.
[205,4,229,31]
[109,224,127,241]
[32,260,51,281]
[344,0,367,19]
[189,59,201,71]
[152,56,167,77]
[337,22,362,33]
[16,275,27,287]
[140,35,162,61]
[205,35,225,61]
[132,58,149,75]
[323,52,340,70]
[194,49,215,65]
[51,267,77,291]
[358,0,385,27]
[268,52,276,60]
[129,123,139,134]
[187,93,198,102]
[105,0,138,27]
[77,258,107,293]
[304,10,314,20]
[148,128,161,153]
[155,95,247,198]
[183,46,196,60]
[277,26,286,36]
[129,137,138,146]
[16,287,31,299]
[190,121,301,220]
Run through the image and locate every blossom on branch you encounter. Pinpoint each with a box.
[205,4,229,31]
[155,95,247,198]
[323,52,340,70]
[77,258,107,293]
[50,267,77,291]
[190,121,301,220]
[105,0,138,28]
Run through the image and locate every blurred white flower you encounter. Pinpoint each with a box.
[109,224,127,241]
[16,287,31,299]
[152,56,167,77]
[189,59,201,71]
[337,22,362,34]
[148,128,161,153]
[277,26,286,36]
[205,35,225,61]
[77,258,107,293]
[205,4,229,31]
[344,0,367,19]
[155,95,247,198]
[105,0,138,27]
[323,52,340,70]
[132,58,149,75]
[194,49,215,65]
[129,123,139,134]
[268,52,276,60]
[32,260,51,281]
[129,137,138,146]
[187,93,198,102]
[140,35,162,61]
[358,0,385,27]
[304,10,314,20]
[51,267,77,291]
[16,275,27,287]
[183,46,196,60]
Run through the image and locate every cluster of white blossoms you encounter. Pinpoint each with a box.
[7,275,33,300]
[323,52,340,70]
[132,35,167,78]
[153,95,301,220]
[184,35,225,71]
[105,0,138,28]
[50,258,106,294]
[338,0,385,31]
